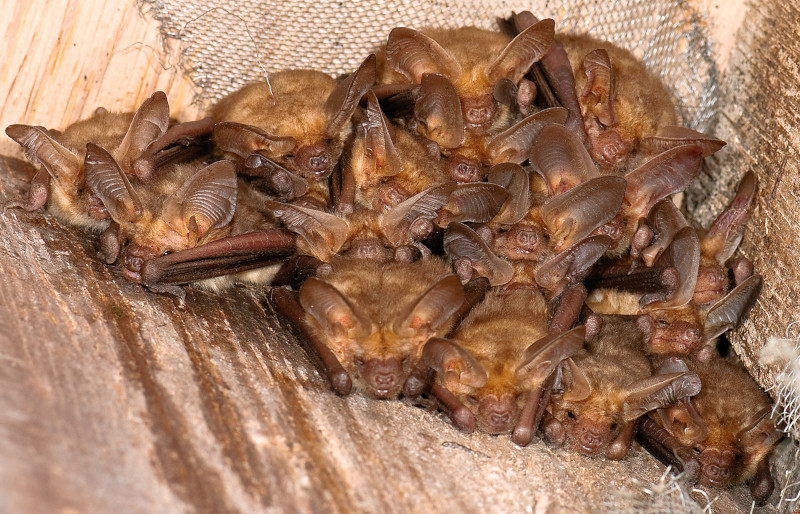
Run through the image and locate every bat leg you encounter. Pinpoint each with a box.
[606,419,637,460]
[636,417,700,482]
[549,283,587,334]
[271,287,353,395]
[5,169,50,211]
[540,410,565,446]
[403,362,432,398]
[430,383,475,433]
[750,457,774,506]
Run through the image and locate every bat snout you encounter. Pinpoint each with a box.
[477,394,517,434]
[460,95,496,131]
[445,155,484,183]
[363,357,404,399]
[589,128,631,168]
[122,244,160,283]
[699,448,735,488]
[294,142,332,179]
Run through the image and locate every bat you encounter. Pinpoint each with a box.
[212,55,377,208]
[5,91,171,231]
[542,313,699,460]
[637,357,782,505]
[83,144,295,290]
[272,256,468,399]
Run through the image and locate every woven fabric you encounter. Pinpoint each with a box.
[139,0,717,131]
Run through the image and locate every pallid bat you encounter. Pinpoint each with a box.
[212,55,376,207]
[84,145,295,290]
[542,313,699,460]
[271,256,467,398]
[406,287,585,444]
[5,91,170,231]
[637,357,782,505]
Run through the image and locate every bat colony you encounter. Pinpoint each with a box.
[4,11,782,506]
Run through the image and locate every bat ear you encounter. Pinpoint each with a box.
[516,325,586,389]
[540,175,626,251]
[354,90,401,180]
[530,124,599,195]
[487,107,568,164]
[299,277,371,343]
[703,274,762,342]
[624,145,704,218]
[642,226,700,309]
[325,54,376,139]
[640,126,726,158]
[213,121,297,159]
[535,235,613,294]
[486,162,530,226]
[393,275,465,339]
[414,73,464,149]
[622,371,702,421]
[114,90,170,173]
[580,49,615,127]
[485,18,555,84]
[266,201,349,261]
[561,357,592,402]
[436,183,509,226]
[422,337,488,390]
[84,143,143,222]
[162,160,238,239]
[381,183,455,246]
[701,171,758,265]
[443,222,513,286]
[5,124,81,187]
[641,199,689,266]
[737,407,782,450]
[386,27,461,83]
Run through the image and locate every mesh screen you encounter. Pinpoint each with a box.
[138,0,718,131]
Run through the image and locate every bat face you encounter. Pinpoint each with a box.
[298,257,465,399]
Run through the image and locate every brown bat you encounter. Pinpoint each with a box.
[272,256,467,398]
[5,91,170,231]
[83,145,294,290]
[406,287,585,444]
[637,357,782,505]
[542,313,699,460]
[212,55,376,207]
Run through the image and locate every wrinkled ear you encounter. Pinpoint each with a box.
[643,226,700,309]
[435,183,509,227]
[444,222,513,286]
[580,49,615,127]
[561,358,592,402]
[641,126,726,158]
[487,107,568,164]
[393,275,465,339]
[5,124,81,187]
[162,161,238,239]
[703,274,762,342]
[422,337,488,390]
[487,162,530,225]
[622,371,701,421]
[299,277,371,344]
[386,28,461,83]
[381,183,455,246]
[701,171,757,265]
[213,121,297,159]
[414,73,464,149]
[357,90,401,179]
[114,90,170,169]
[656,400,708,442]
[541,175,626,251]
[642,199,689,267]
[737,407,782,450]
[516,325,585,389]
[325,54,377,139]
[266,201,349,261]
[84,143,143,222]
[625,145,704,218]
[535,235,612,293]
[530,123,599,195]
[485,18,555,84]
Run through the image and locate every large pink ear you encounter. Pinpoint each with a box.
[381,184,455,246]
[621,371,701,421]
[516,326,585,389]
[299,277,371,347]
[444,222,513,286]
[486,107,568,164]
[580,49,615,127]
[561,358,592,402]
[530,123,599,195]
[642,226,700,310]
[84,143,143,222]
[393,275,465,339]
[703,274,762,342]
[266,201,349,261]
[355,90,401,179]
[162,160,238,239]
[325,54,377,139]
[213,122,297,158]
[114,90,170,170]
[624,145,704,218]
[701,171,757,265]
[487,163,531,226]
[421,337,488,390]
[640,126,726,158]
[386,27,462,83]
[414,73,465,149]
[6,124,80,187]
[485,18,555,84]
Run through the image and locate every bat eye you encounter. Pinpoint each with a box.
[162,250,173,256]
[610,422,618,431]
[467,395,479,404]
[353,357,364,367]
[566,410,576,420]
[656,318,669,327]
[692,445,703,454]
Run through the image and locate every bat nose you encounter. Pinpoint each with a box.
[478,394,516,434]
[364,357,403,399]
[578,428,606,454]
[461,94,496,129]
[515,228,541,252]
[445,155,484,183]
